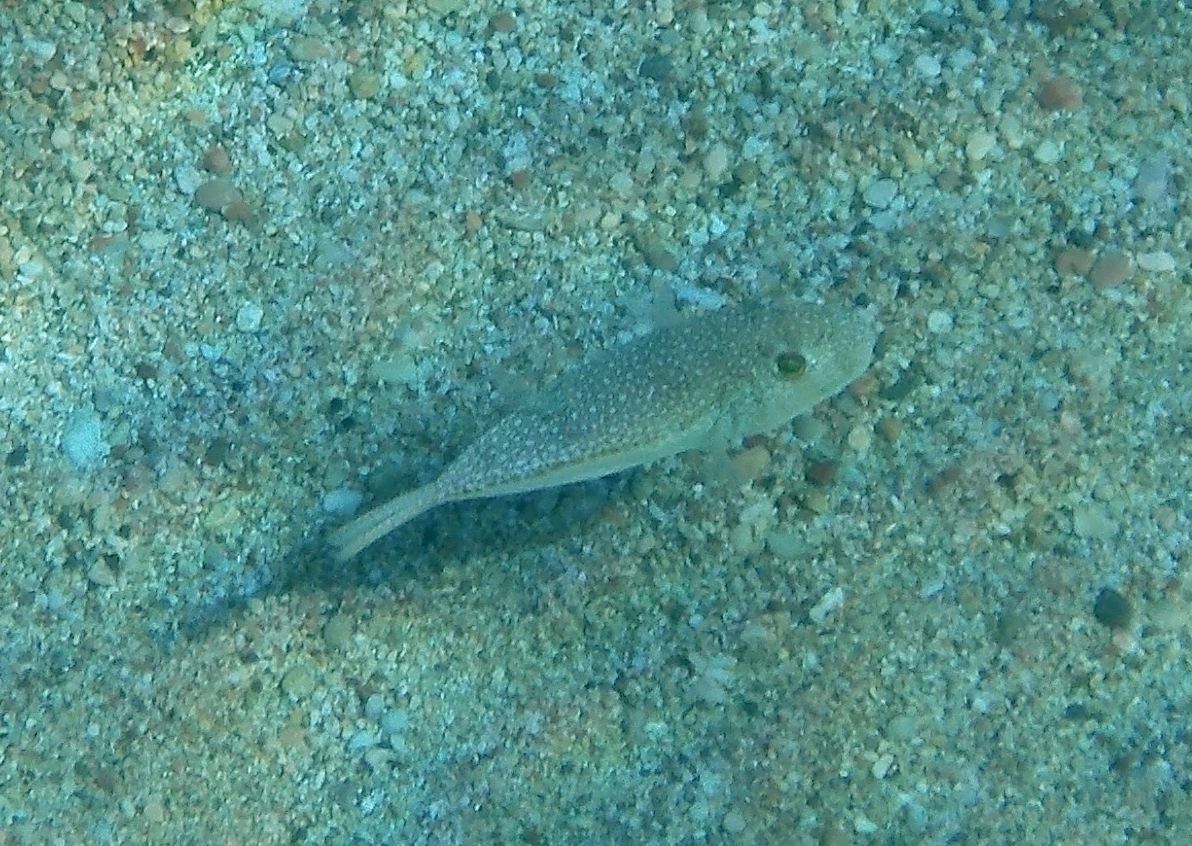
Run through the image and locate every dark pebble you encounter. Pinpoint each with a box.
[1092,587,1132,629]
[638,52,672,82]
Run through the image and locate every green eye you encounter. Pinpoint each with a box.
[776,351,807,378]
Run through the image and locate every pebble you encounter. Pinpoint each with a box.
[1034,140,1061,165]
[634,230,679,272]
[63,411,108,469]
[1073,504,1114,540]
[1134,156,1171,203]
[289,36,331,62]
[50,126,73,150]
[235,301,264,332]
[1037,76,1082,111]
[809,586,846,624]
[722,809,747,835]
[876,416,903,443]
[847,423,872,453]
[281,664,317,698]
[914,54,942,78]
[1135,250,1174,273]
[965,130,996,162]
[323,615,354,649]
[639,52,673,82]
[1093,587,1132,630]
[202,144,232,175]
[703,143,730,181]
[194,178,242,212]
[348,69,381,99]
[1089,250,1133,289]
[87,558,117,588]
[322,486,363,516]
[862,178,898,209]
[926,310,953,333]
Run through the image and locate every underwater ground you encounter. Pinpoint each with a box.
[0,1,1188,843]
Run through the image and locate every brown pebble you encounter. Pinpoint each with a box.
[221,198,255,224]
[848,371,878,400]
[634,230,679,272]
[490,11,516,32]
[1089,250,1133,289]
[876,416,903,443]
[202,143,232,175]
[194,178,241,212]
[806,459,839,487]
[509,168,530,190]
[927,464,962,496]
[1038,76,1083,111]
[1055,246,1095,278]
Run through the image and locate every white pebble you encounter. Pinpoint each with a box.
[704,143,730,181]
[965,130,996,162]
[927,310,954,333]
[914,54,942,78]
[1135,251,1175,272]
[1034,140,1061,165]
[323,487,364,516]
[63,411,108,469]
[236,301,264,333]
[863,178,898,209]
[1073,504,1114,540]
[809,586,846,624]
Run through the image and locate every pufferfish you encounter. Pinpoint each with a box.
[329,299,876,561]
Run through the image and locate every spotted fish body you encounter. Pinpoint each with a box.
[329,300,876,561]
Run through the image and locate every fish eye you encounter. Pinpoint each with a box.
[775,350,807,378]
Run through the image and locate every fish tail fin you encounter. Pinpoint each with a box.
[327,482,445,562]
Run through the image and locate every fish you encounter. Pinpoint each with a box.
[328,299,877,561]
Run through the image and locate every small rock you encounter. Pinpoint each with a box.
[323,615,354,650]
[202,143,232,175]
[926,310,953,333]
[288,36,330,62]
[322,487,363,516]
[348,69,381,99]
[1093,588,1132,630]
[1034,140,1062,165]
[1089,250,1133,289]
[634,230,679,272]
[1037,76,1082,111]
[87,558,117,587]
[235,301,263,332]
[194,178,241,212]
[965,130,996,162]
[63,411,108,469]
[914,54,942,78]
[863,178,898,209]
[639,52,673,82]
[1135,251,1175,273]
[1134,156,1171,203]
[1073,504,1114,539]
[809,586,846,624]
[281,664,317,698]
[703,143,730,181]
